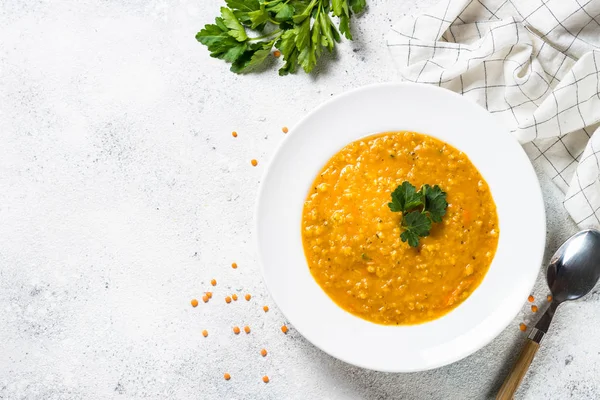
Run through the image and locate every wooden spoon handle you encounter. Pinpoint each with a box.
[496,339,540,400]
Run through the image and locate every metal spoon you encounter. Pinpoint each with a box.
[497,229,600,400]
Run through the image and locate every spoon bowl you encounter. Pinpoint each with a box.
[547,229,600,303]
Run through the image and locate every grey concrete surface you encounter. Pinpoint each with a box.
[0,0,597,399]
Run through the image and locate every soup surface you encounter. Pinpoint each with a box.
[301,132,499,325]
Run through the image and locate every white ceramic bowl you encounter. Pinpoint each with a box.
[255,83,545,372]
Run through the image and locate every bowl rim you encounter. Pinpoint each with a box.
[254,82,546,372]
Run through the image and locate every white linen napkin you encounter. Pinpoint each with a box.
[387,0,600,227]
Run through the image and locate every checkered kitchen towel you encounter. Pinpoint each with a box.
[387,0,600,227]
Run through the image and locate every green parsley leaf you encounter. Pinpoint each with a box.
[400,230,420,248]
[331,0,343,15]
[295,12,319,72]
[195,21,247,62]
[222,42,248,62]
[230,41,274,73]
[225,0,260,14]
[298,45,317,73]
[311,11,323,59]
[195,22,229,48]
[292,0,318,23]
[388,181,423,213]
[331,0,352,39]
[215,17,228,31]
[220,7,248,41]
[267,2,295,21]
[319,12,340,50]
[295,17,311,51]
[339,14,351,40]
[401,211,432,247]
[330,21,341,43]
[349,0,366,13]
[277,29,300,75]
[421,184,448,223]
[247,7,269,29]
[279,50,299,75]
[225,0,262,26]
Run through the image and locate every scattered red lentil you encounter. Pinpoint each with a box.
[263,306,269,312]
[531,305,538,313]
[251,159,258,167]
[202,329,208,337]
[233,326,241,334]
[225,296,232,304]
[232,294,238,301]
[273,50,281,58]
[202,295,209,303]
[281,325,288,334]
[224,373,231,380]
[547,295,553,302]
[244,325,251,334]
[260,349,267,357]
[519,323,527,331]
[232,262,238,269]
[206,292,213,299]
[245,294,251,301]
[232,131,238,138]
[282,126,289,134]
[191,299,199,307]
[211,279,217,286]
[262,376,270,383]
[527,295,534,302]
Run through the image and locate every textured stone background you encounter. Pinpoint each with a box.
[1,0,599,399]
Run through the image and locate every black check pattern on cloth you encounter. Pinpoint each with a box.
[387,0,600,227]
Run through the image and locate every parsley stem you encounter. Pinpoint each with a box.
[248,29,282,41]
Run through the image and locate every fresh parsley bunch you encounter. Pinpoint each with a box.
[196,0,366,75]
[388,181,448,247]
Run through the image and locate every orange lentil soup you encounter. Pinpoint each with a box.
[301,132,499,325]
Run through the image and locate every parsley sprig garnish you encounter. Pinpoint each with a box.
[196,0,366,75]
[388,181,448,247]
